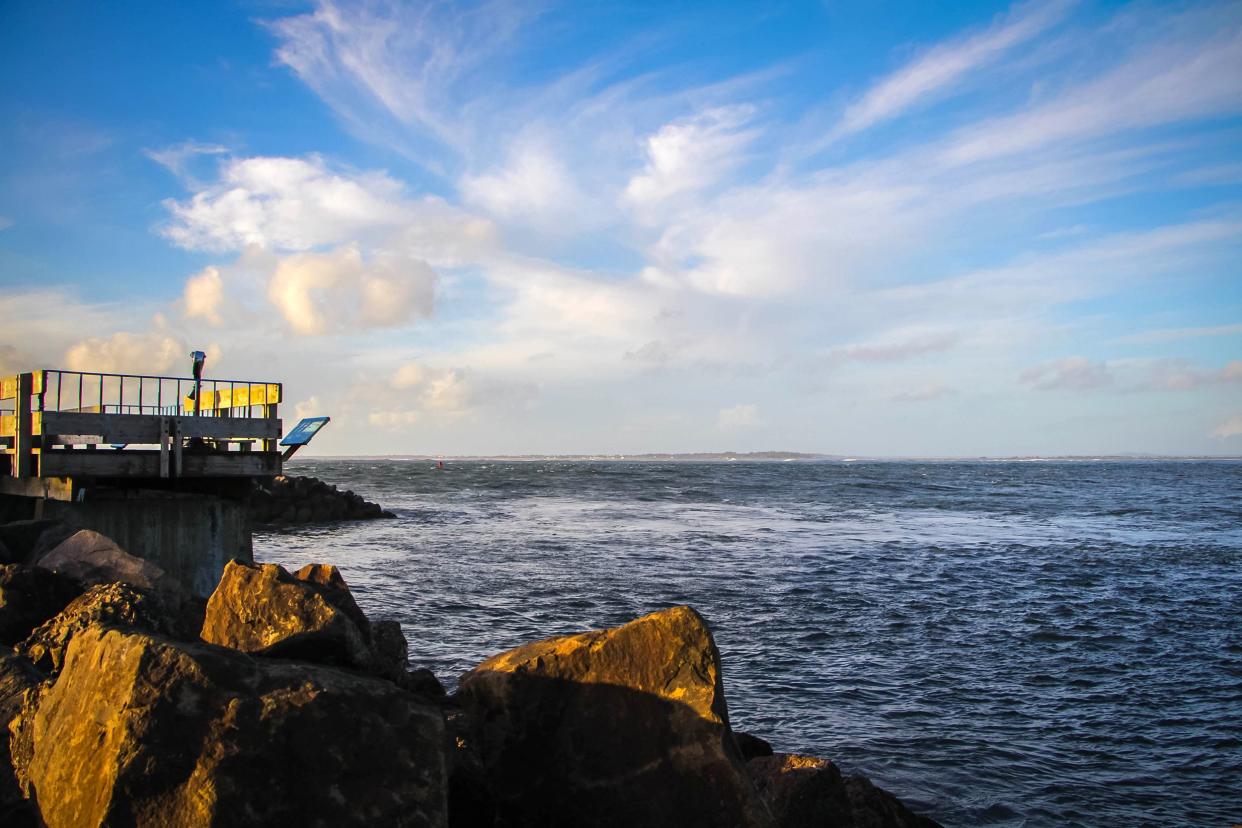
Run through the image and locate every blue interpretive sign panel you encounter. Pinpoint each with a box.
[281,416,330,447]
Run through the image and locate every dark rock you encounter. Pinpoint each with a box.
[17,582,185,674]
[0,520,63,565]
[32,529,180,593]
[843,773,941,828]
[201,560,374,672]
[455,605,773,827]
[446,706,497,828]
[0,565,81,645]
[249,475,395,527]
[0,653,43,827]
[750,754,853,827]
[372,618,409,679]
[402,666,447,700]
[737,730,775,760]
[11,624,448,827]
[748,753,941,828]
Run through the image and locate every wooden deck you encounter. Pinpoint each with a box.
[1,369,284,499]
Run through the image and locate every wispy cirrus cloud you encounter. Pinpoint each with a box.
[832,0,1074,140]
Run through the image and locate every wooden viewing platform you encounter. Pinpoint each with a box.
[1,368,284,501]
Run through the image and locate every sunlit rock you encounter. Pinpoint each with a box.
[11,624,448,828]
[456,605,774,827]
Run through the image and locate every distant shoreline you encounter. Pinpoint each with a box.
[290,453,1242,463]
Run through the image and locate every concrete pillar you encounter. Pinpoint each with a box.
[42,492,253,597]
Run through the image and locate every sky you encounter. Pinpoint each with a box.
[1,0,1240,457]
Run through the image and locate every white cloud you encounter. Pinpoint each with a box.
[267,245,436,335]
[145,140,229,185]
[717,403,761,430]
[1020,356,1112,391]
[940,16,1242,166]
[0,216,12,231]
[1139,359,1242,391]
[1211,414,1242,439]
[835,0,1071,138]
[390,361,425,390]
[625,106,757,209]
[183,266,226,325]
[161,155,417,252]
[461,140,586,229]
[63,329,188,375]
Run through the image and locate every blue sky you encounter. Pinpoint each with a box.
[1,0,1240,456]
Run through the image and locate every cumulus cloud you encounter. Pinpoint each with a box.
[63,329,188,375]
[161,155,418,252]
[267,246,436,335]
[1211,414,1242,439]
[1020,356,1112,391]
[717,403,761,430]
[625,106,757,210]
[390,362,425,390]
[461,141,586,229]
[183,266,226,325]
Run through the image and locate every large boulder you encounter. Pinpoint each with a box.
[0,653,42,827]
[11,624,448,828]
[33,529,177,593]
[201,560,376,672]
[748,754,941,828]
[0,564,81,645]
[455,605,773,827]
[17,582,185,674]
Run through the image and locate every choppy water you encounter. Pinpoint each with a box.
[258,459,1242,827]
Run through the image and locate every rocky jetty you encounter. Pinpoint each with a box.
[248,474,396,527]
[0,522,941,827]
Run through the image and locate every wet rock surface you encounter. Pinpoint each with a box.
[249,475,395,526]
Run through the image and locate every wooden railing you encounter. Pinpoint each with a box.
[1,369,284,480]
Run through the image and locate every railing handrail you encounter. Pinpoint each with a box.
[38,368,280,386]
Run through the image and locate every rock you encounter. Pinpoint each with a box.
[402,667,447,700]
[372,618,409,680]
[0,565,81,645]
[748,754,941,828]
[17,582,185,674]
[0,520,63,565]
[32,529,178,593]
[843,773,941,828]
[737,730,775,760]
[0,653,43,827]
[11,624,448,828]
[201,560,374,672]
[249,475,395,527]
[749,754,853,827]
[455,605,773,827]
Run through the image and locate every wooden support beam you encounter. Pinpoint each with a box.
[13,373,33,478]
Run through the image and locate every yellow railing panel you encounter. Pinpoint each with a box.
[183,383,282,412]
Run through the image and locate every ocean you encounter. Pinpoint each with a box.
[259,459,1242,826]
